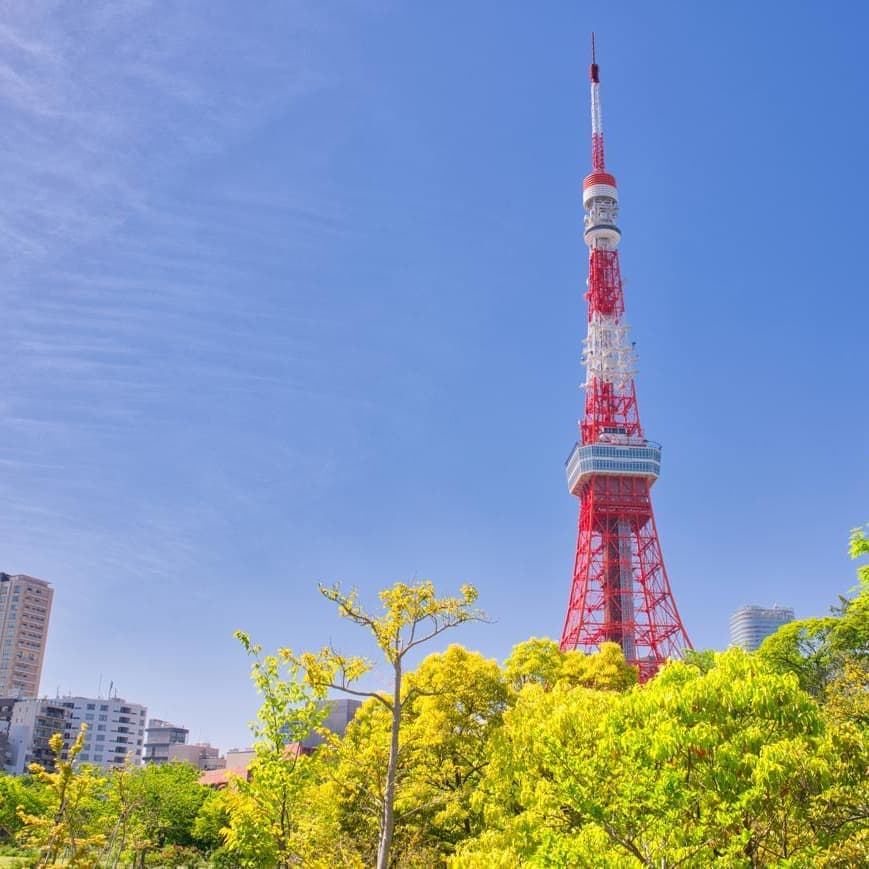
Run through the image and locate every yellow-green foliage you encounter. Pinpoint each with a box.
[16,728,108,867]
[5,534,868,868]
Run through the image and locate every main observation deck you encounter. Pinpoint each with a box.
[565,438,661,496]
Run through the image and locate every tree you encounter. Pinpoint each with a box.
[16,726,109,867]
[399,645,509,850]
[298,581,484,869]
[558,642,638,691]
[503,637,565,691]
[455,648,867,866]
[503,637,637,693]
[101,762,209,867]
[0,771,49,846]
[758,522,869,698]
[218,631,329,867]
[319,645,508,864]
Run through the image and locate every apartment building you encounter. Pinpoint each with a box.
[0,573,53,697]
[5,697,71,774]
[61,695,147,770]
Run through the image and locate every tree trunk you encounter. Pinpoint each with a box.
[376,660,402,869]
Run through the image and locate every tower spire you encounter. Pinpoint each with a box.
[560,38,692,679]
[589,33,605,171]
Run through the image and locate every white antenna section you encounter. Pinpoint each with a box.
[591,80,603,139]
[582,312,638,388]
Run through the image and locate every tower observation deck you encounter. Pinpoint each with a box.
[560,38,692,679]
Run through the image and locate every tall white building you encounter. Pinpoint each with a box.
[60,695,147,770]
[729,605,795,652]
[0,574,53,697]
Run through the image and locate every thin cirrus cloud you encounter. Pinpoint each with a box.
[0,1,327,268]
[0,1,354,590]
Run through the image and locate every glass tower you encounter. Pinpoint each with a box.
[729,605,795,651]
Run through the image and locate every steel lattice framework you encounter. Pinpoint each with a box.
[560,38,692,680]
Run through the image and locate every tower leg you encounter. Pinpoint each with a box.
[560,477,691,679]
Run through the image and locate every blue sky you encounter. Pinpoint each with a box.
[1,2,866,750]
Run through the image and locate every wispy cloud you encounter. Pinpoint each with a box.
[0,1,358,590]
[0,1,327,269]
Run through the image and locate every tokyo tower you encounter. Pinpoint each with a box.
[560,38,692,679]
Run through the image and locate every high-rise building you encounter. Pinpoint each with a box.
[5,697,71,775]
[729,605,795,652]
[144,718,189,764]
[560,38,692,679]
[0,573,54,698]
[60,695,147,770]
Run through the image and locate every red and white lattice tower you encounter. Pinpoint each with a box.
[560,38,692,679]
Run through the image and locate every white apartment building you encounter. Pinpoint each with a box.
[0,574,53,697]
[60,695,147,770]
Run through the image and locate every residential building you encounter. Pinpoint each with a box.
[144,719,189,764]
[61,695,147,770]
[5,697,71,774]
[0,573,54,698]
[729,605,795,652]
[168,742,223,770]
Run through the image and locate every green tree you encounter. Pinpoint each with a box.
[17,727,109,867]
[455,648,867,866]
[218,631,328,867]
[319,645,508,864]
[0,772,49,847]
[503,637,565,691]
[504,638,637,693]
[299,581,484,869]
[102,761,209,867]
[758,522,869,698]
[190,788,230,856]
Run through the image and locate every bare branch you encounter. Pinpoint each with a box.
[403,614,487,655]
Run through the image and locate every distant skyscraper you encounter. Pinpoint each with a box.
[729,605,795,651]
[0,574,54,698]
